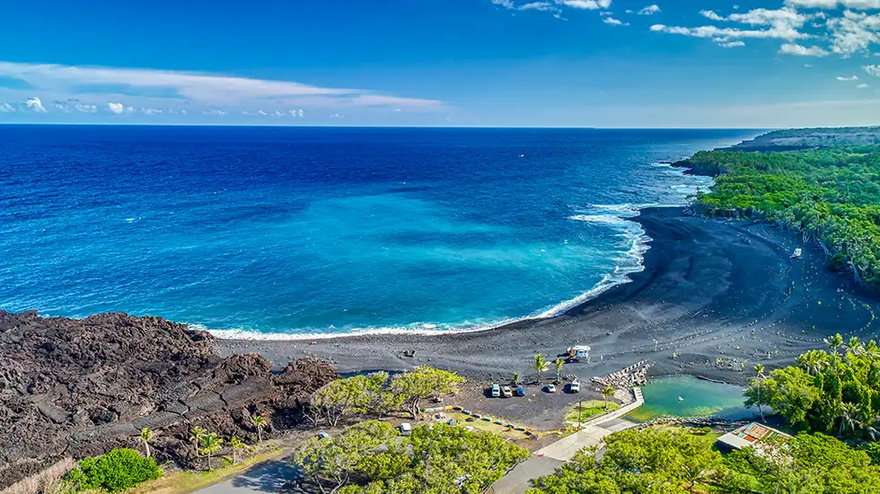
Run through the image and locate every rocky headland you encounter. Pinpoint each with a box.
[0,311,337,489]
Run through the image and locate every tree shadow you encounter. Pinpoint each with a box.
[229,460,299,493]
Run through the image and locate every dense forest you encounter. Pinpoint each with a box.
[680,145,880,285]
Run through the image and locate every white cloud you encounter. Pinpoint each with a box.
[24,97,46,113]
[827,11,880,56]
[858,83,871,87]
[75,103,97,113]
[865,64,880,76]
[603,16,627,25]
[0,102,15,113]
[650,23,806,41]
[719,40,746,48]
[638,4,660,15]
[141,108,163,115]
[0,61,443,116]
[557,0,611,9]
[700,10,725,21]
[837,74,860,80]
[329,113,345,119]
[655,7,810,45]
[203,109,227,116]
[108,102,124,114]
[786,0,880,9]
[779,43,831,56]
[805,63,814,67]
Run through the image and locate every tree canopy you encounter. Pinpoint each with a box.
[310,367,464,425]
[292,420,529,494]
[681,145,880,285]
[744,335,880,439]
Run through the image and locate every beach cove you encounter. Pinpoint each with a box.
[219,204,880,387]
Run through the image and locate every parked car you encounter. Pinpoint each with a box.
[501,385,512,398]
[545,384,557,393]
[316,432,331,440]
[516,386,525,396]
[491,383,501,397]
[399,422,413,435]
[570,380,581,393]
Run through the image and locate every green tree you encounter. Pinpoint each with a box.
[228,436,248,465]
[199,432,224,471]
[389,366,463,419]
[65,448,162,493]
[753,364,766,422]
[189,425,206,458]
[722,433,880,494]
[294,421,528,494]
[513,372,520,385]
[528,428,724,494]
[139,427,154,458]
[554,358,565,384]
[603,386,615,411]
[252,414,267,443]
[534,354,549,384]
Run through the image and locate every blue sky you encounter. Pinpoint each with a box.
[1,0,880,127]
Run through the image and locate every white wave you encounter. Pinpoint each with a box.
[203,159,703,342]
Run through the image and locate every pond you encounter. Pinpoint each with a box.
[626,375,762,422]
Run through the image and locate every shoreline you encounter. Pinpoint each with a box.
[218,206,880,385]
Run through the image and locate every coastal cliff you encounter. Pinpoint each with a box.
[0,311,337,488]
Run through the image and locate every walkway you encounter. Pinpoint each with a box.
[194,458,297,494]
[488,387,644,494]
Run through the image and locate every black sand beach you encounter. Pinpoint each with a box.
[217,207,880,385]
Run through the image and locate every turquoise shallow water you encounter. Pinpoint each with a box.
[0,126,757,337]
[627,376,761,422]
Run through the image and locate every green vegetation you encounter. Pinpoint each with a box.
[65,448,162,493]
[309,366,464,426]
[744,334,880,439]
[681,145,880,284]
[528,428,880,494]
[566,400,620,424]
[292,420,529,494]
[528,428,724,494]
[534,354,550,384]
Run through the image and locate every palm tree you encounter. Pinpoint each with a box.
[865,340,880,362]
[839,403,861,436]
[603,386,615,410]
[554,358,565,384]
[189,426,207,458]
[754,364,766,423]
[139,427,154,458]
[228,436,247,465]
[513,372,520,385]
[252,414,267,444]
[199,432,224,470]
[533,354,549,384]
[797,350,826,376]
[825,333,844,356]
[847,336,863,355]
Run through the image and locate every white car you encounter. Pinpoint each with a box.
[501,386,513,398]
[491,383,501,397]
[545,384,557,393]
[570,381,581,393]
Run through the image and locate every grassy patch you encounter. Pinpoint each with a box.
[447,412,533,440]
[128,448,285,494]
[565,400,620,424]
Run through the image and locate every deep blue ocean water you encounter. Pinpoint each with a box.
[0,126,757,338]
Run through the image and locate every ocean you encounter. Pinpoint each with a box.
[0,126,757,338]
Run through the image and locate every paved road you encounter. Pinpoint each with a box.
[195,459,297,494]
[490,392,644,494]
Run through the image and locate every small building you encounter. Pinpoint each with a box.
[716,422,791,455]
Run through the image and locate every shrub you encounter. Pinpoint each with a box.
[65,448,162,492]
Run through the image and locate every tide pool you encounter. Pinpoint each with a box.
[627,375,761,422]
